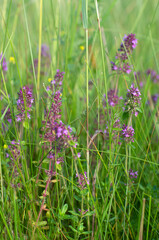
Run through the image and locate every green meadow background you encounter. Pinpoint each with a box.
[0,0,159,239]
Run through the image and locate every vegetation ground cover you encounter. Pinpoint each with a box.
[0,0,159,239]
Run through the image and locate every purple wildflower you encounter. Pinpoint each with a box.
[124,84,141,116]
[121,124,134,143]
[16,86,34,122]
[118,34,138,59]
[129,169,138,179]
[41,44,51,58]
[103,89,122,107]
[111,33,137,74]
[147,94,159,105]
[0,52,8,72]
[5,140,22,188]
[104,118,121,144]
[31,44,51,76]
[76,172,89,189]
[146,69,159,83]
[41,70,76,165]
[47,70,65,93]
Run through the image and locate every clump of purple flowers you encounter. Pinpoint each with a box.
[46,70,64,93]
[124,84,141,117]
[111,33,137,74]
[0,52,8,72]
[41,70,76,164]
[129,169,138,179]
[76,172,89,190]
[121,124,134,143]
[146,69,159,83]
[16,86,34,122]
[117,34,138,60]
[103,89,122,107]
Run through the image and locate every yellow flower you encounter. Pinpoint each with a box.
[48,78,52,82]
[80,45,85,51]
[3,144,8,149]
[9,57,15,64]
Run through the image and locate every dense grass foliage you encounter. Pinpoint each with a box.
[0,0,159,239]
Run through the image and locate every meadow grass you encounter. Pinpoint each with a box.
[0,0,159,239]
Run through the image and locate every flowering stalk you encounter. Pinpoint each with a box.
[111,34,137,74]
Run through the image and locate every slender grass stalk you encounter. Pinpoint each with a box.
[146,195,151,240]
[37,0,43,120]
[139,198,146,240]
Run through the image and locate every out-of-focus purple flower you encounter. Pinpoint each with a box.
[31,44,51,76]
[1,107,12,124]
[146,69,159,83]
[121,124,134,143]
[0,52,8,72]
[1,107,12,132]
[104,118,121,144]
[76,172,89,189]
[129,169,138,179]
[40,44,51,58]
[5,140,22,188]
[103,89,122,107]
[124,84,141,117]
[147,94,159,106]
[16,86,34,122]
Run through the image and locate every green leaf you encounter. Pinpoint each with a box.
[23,121,29,129]
[56,163,62,171]
[84,211,95,217]
[69,225,78,233]
[61,204,68,215]
[68,210,80,216]
[122,111,129,120]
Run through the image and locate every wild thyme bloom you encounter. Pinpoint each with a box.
[16,86,34,122]
[76,172,89,189]
[121,124,134,143]
[111,33,137,74]
[146,69,159,83]
[124,84,141,117]
[103,89,122,107]
[129,169,138,179]
[41,70,76,164]
[0,52,8,72]
[117,33,138,60]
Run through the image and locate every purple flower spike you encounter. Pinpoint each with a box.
[146,69,159,83]
[103,89,122,107]
[122,124,134,143]
[16,86,34,122]
[129,169,138,179]
[111,33,137,75]
[76,172,89,189]
[41,70,77,166]
[124,84,141,116]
